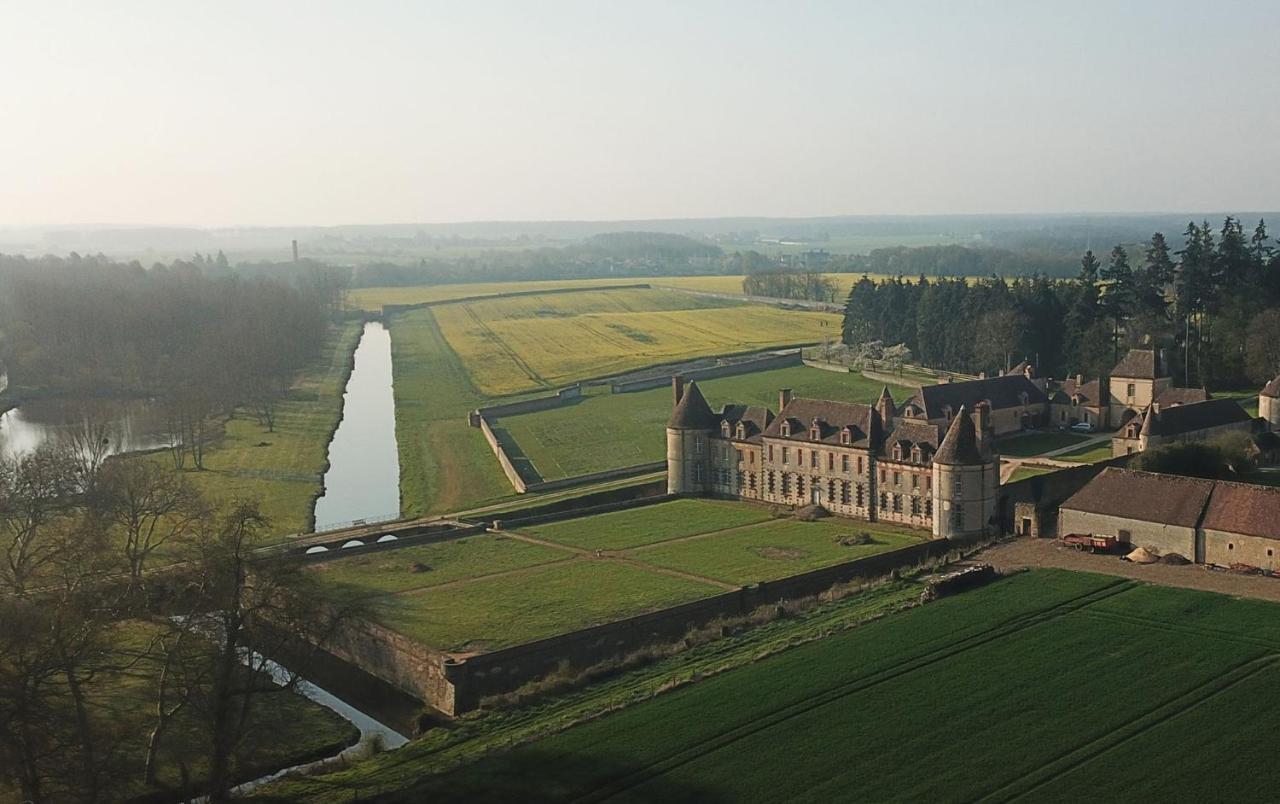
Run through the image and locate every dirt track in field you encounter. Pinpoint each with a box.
[981,537,1280,603]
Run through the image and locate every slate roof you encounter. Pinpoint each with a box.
[1262,375,1280,399]
[1060,377,1106,406]
[717,404,774,442]
[885,419,945,451]
[934,406,984,465]
[667,381,717,430]
[910,374,1048,419]
[763,397,880,449]
[1139,398,1252,437]
[1156,387,1210,406]
[1111,349,1166,380]
[1060,468,1216,528]
[1201,482,1280,541]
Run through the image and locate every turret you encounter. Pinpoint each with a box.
[931,406,999,540]
[1262,376,1280,432]
[666,379,716,495]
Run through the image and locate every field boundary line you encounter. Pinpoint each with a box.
[462,305,549,390]
[388,554,577,598]
[985,654,1280,803]
[502,530,738,591]
[571,578,1138,803]
[1078,608,1280,652]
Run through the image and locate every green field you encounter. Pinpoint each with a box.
[431,288,842,396]
[384,570,1280,802]
[997,430,1089,457]
[131,320,362,539]
[1057,440,1115,463]
[499,366,915,481]
[1006,464,1058,483]
[307,499,921,652]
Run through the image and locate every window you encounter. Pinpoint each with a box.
[879,492,888,511]
[735,449,744,463]
[912,474,919,489]
[767,471,776,494]
[781,421,791,437]
[749,473,757,493]
[841,481,851,505]
[1127,383,1136,399]
[736,470,744,489]
[1269,549,1274,557]
[856,483,865,507]
[953,476,963,495]
[1119,529,1131,542]
[911,496,921,515]
[694,465,704,483]
[768,444,774,462]
[893,471,901,486]
[695,438,703,455]
[926,475,932,492]
[1229,543,1234,551]
[841,455,849,472]
[782,447,790,465]
[828,479,837,500]
[879,468,886,484]
[952,503,964,529]
[797,448,804,465]
[893,494,902,513]
[925,497,933,517]
[827,453,835,471]
[810,451,818,469]
[781,473,791,495]
[810,425,821,440]
[736,422,746,439]
[721,421,731,437]
[749,451,755,465]
[796,475,806,498]
[857,456,864,474]
[841,428,852,445]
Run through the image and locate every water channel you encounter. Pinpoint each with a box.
[312,320,401,530]
[0,396,168,462]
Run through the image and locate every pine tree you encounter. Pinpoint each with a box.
[1100,245,1135,361]
[1144,232,1176,288]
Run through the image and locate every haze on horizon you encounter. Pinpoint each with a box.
[2,0,1278,228]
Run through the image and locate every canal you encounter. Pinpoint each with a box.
[312,320,401,530]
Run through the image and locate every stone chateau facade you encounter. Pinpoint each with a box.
[665,377,999,539]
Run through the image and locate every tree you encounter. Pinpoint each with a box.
[973,308,1027,374]
[0,446,81,596]
[96,461,206,598]
[1099,245,1135,362]
[1246,309,1280,385]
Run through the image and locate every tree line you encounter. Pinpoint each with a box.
[840,217,1280,388]
[0,441,357,802]
[0,253,341,469]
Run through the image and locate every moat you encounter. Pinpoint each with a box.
[312,320,401,530]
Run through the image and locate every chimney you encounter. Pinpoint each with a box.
[1151,401,1160,416]
[978,371,987,380]
[779,388,793,411]
[1024,364,1034,379]
[672,376,685,406]
[1076,374,1083,387]
[291,239,299,263]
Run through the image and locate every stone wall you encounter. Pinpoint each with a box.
[1058,509,1197,558]
[382,283,652,316]
[996,455,1132,537]
[610,349,802,394]
[1203,528,1280,570]
[331,538,951,715]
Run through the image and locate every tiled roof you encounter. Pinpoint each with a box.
[667,381,717,430]
[1140,399,1251,437]
[718,404,774,442]
[1060,377,1105,406]
[1156,387,1209,406]
[934,406,984,465]
[1111,349,1165,380]
[1060,468,1215,528]
[911,374,1048,419]
[1202,482,1280,541]
[763,397,879,448]
[885,419,944,451]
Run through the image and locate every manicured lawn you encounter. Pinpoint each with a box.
[389,570,1280,802]
[305,535,568,596]
[431,288,841,396]
[630,518,922,585]
[1056,441,1115,463]
[1006,464,1058,483]
[132,320,362,540]
[500,366,914,480]
[522,498,773,551]
[371,558,721,652]
[997,430,1089,457]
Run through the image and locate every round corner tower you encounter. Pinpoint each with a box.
[666,377,716,495]
[1261,376,1280,432]
[931,406,999,540]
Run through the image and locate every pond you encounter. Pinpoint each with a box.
[312,321,401,531]
[0,396,168,462]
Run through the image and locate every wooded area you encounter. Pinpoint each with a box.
[840,217,1280,388]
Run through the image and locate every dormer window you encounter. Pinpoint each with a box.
[809,421,822,440]
[735,422,746,440]
[780,421,791,437]
[912,446,923,463]
[892,444,904,461]
[721,421,731,438]
[840,427,852,445]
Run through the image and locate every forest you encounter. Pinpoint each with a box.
[840,217,1280,389]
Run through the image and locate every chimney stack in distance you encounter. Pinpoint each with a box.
[672,376,685,406]
[779,388,793,411]
[292,239,299,263]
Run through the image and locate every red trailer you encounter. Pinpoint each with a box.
[1060,533,1122,553]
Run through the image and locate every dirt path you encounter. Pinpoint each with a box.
[503,530,739,591]
[981,537,1280,603]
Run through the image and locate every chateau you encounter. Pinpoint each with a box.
[665,377,1000,539]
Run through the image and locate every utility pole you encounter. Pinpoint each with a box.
[291,239,299,263]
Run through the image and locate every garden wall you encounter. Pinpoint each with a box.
[332,537,951,715]
[609,350,802,393]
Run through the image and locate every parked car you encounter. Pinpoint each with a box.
[1070,421,1095,433]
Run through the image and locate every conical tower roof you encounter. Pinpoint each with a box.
[877,385,894,406]
[667,381,716,430]
[1139,405,1159,437]
[934,406,983,465]
[1263,375,1280,399]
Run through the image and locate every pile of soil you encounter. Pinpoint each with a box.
[410,562,432,573]
[1126,546,1159,564]
[795,504,830,521]
[1160,553,1192,565]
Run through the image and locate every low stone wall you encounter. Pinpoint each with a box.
[476,478,666,526]
[334,537,951,715]
[996,454,1133,537]
[477,414,533,492]
[494,491,674,530]
[468,384,583,425]
[611,350,802,394]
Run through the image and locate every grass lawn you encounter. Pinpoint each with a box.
[371,558,722,653]
[500,366,914,480]
[305,535,568,596]
[522,498,772,551]
[0,619,359,802]
[431,288,841,396]
[380,570,1280,802]
[630,518,922,585]
[1006,464,1058,483]
[387,309,522,516]
[1056,440,1115,463]
[130,320,363,540]
[997,430,1089,457]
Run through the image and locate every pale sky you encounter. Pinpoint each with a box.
[2,0,1278,226]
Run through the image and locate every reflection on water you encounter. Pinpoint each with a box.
[0,397,168,462]
[312,321,400,530]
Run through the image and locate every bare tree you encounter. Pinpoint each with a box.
[0,445,80,596]
[96,460,206,597]
[59,400,119,492]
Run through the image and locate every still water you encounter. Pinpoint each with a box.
[0,397,168,462]
[312,321,400,530]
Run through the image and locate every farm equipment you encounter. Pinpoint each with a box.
[1060,533,1122,554]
